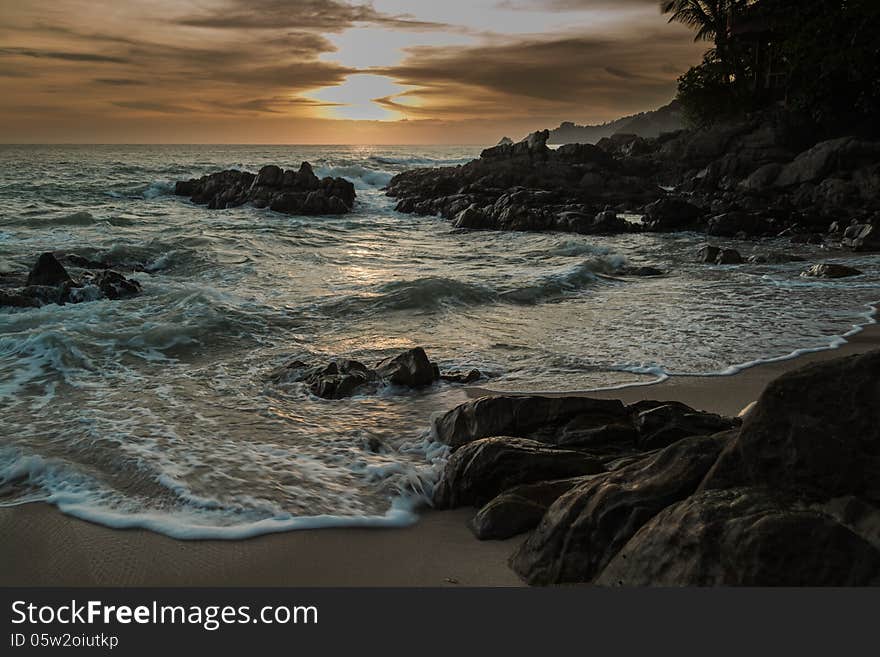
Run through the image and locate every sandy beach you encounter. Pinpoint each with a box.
[3,324,879,587]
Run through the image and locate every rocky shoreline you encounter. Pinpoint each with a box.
[386,113,880,249]
[430,351,880,586]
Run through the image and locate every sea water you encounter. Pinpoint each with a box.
[1,144,878,537]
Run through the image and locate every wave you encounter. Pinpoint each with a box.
[314,165,393,190]
[368,155,472,167]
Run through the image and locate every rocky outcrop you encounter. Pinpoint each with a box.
[269,347,487,399]
[697,245,742,265]
[174,162,356,215]
[438,350,880,586]
[386,130,659,234]
[0,253,141,310]
[387,108,880,240]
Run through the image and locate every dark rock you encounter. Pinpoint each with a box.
[89,270,141,300]
[374,347,439,387]
[707,211,769,237]
[697,244,721,263]
[716,248,743,264]
[272,359,377,400]
[747,252,805,264]
[510,432,734,584]
[27,253,72,287]
[642,198,704,232]
[634,403,739,450]
[624,266,665,277]
[432,395,632,451]
[0,290,41,308]
[800,263,862,278]
[175,163,355,216]
[702,351,880,502]
[596,488,880,586]
[470,477,589,540]
[439,369,483,384]
[433,436,605,509]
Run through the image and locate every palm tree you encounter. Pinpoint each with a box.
[660,1,751,80]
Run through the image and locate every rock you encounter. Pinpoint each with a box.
[800,263,862,278]
[624,266,664,277]
[844,224,880,252]
[272,359,377,399]
[89,270,141,300]
[510,432,734,584]
[453,205,491,230]
[634,403,739,450]
[697,245,740,264]
[26,253,72,287]
[432,395,632,451]
[496,136,514,146]
[439,369,483,384]
[175,163,355,216]
[702,350,880,502]
[707,211,769,237]
[776,138,880,187]
[596,488,880,586]
[470,477,589,540]
[716,248,743,264]
[741,162,783,190]
[642,198,704,232]
[697,244,721,263]
[0,290,41,308]
[374,347,439,387]
[433,436,605,509]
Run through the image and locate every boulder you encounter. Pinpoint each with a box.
[433,436,605,509]
[27,253,72,287]
[271,359,377,399]
[800,263,862,278]
[374,347,439,387]
[90,270,141,300]
[706,212,769,237]
[510,432,734,584]
[596,488,880,586]
[716,248,743,264]
[432,395,632,450]
[702,350,880,502]
[470,477,589,540]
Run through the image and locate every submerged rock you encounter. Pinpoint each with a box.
[269,347,489,398]
[174,162,356,216]
[1,253,141,310]
[800,263,862,278]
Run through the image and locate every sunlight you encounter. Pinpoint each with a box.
[308,74,412,121]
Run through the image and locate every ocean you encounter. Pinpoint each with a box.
[1,144,878,538]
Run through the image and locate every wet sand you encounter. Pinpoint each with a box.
[3,324,878,587]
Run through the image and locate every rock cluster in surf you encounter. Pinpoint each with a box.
[174,162,356,215]
[433,351,880,586]
[269,346,487,399]
[387,115,880,247]
[0,252,142,309]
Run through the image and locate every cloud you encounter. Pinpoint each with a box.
[175,0,451,32]
[0,47,129,64]
[376,30,701,121]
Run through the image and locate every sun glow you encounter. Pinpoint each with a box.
[308,74,412,121]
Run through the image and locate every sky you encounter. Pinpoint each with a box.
[0,0,705,144]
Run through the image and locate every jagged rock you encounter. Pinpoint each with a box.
[800,263,862,278]
[596,488,880,586]
[374,347,439,387]
[470,477,589,540]
[175,162,355,216]
[433,436,605,509]
[776,138,880,187]
[89,270,141,300]
[27,253,72,287]
[496,136,514,146]
[510,433,734,584]
[707,211,769,237]
[843,224,880,252]
[432,396,632,451]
